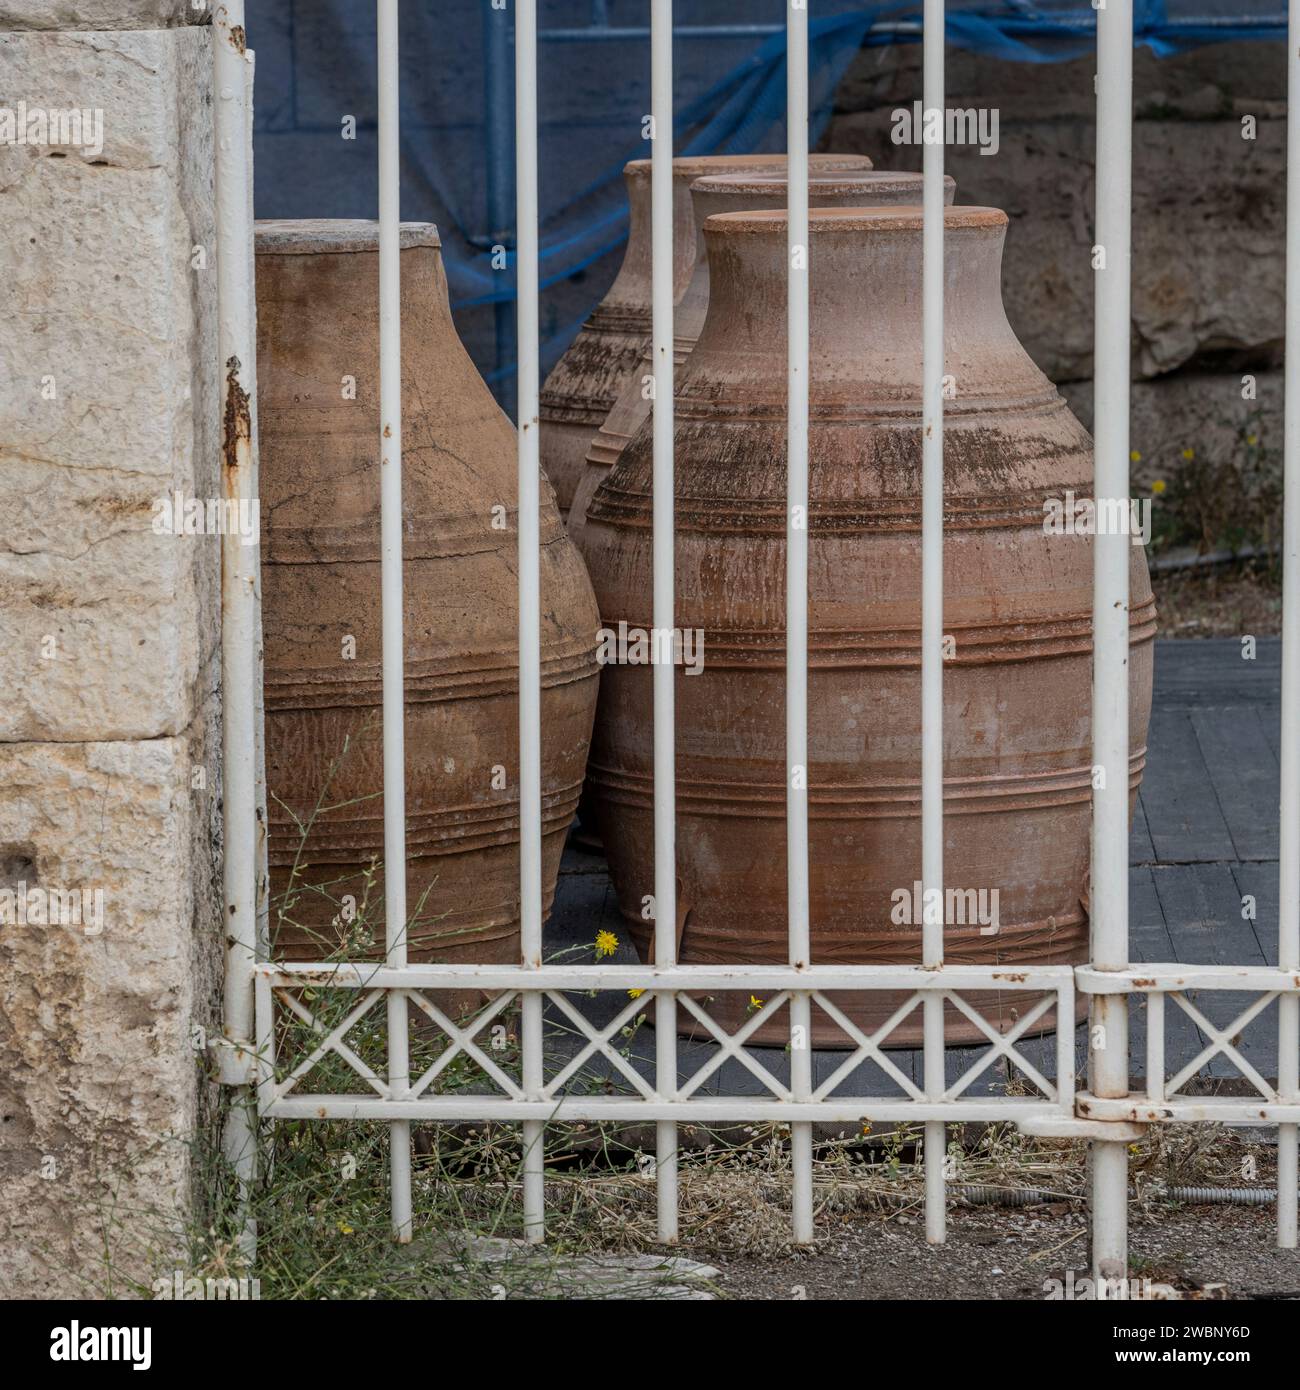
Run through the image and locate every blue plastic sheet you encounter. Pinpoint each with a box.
[251,2,1284,401]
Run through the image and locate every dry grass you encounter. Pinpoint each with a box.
[414,1111,1275,1262]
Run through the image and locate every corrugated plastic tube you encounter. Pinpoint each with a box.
[949,1184,1297,1207]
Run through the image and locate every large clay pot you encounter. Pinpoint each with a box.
[539,153,873,519]
[568,170,956,547]
[582,207,1156,1047]
[256,220,600,966]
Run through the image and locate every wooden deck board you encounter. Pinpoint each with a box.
[1189,706,1279,862]
[1140,709,1237,863]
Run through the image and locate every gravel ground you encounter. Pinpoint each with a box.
[1151,563,1282,636]
[681,1201,1300,1301]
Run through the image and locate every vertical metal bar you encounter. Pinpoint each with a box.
[243,38,273,1184]
[1090,0,1134,1290]
[650,0,679,1247]
[1056,983,1075,1110]
[255,973,275,1093]
[786,0,814,1249]
[1277,0,1300,1253]
[515,0,546,1244]
[1146,992,1165,1103]
[214,0,259,1261]
[920,0,947,1247]
[483,0,516,406]
[245,45,271,972]
[376,0,412,1244]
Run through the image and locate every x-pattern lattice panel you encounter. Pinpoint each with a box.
[1076,965,1300,1124]
[252,962,1077,1126]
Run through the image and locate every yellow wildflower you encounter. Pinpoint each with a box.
[1129,449,1142,464]
[1247,434,1258,446]
[594,929,618,958]
[1151,479,1166,495]
[748,995,764,1011]
[628,988,644,999]
[1181,447,1195,461]
[337,1220,354,1235]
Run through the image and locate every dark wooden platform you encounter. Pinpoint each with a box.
[545,638,1286,1096]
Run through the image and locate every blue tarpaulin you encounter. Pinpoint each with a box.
[251,3,1284,404]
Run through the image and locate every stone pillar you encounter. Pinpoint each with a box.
[0,1,220,1296]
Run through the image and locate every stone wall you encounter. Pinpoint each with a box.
[0,2,220,1296]
[825,39,1285,502]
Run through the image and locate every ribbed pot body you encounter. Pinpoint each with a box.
[568,171,955,547]
[539,153,873,517]
[256,220,599,968]
[582,207,1156,1047]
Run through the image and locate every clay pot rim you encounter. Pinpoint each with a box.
[690,171,955,197]
[622,152,874,180]
[254,218,441,255]
[704,205,1007,235]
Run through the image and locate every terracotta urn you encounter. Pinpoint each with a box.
[256,220,600,967]
[581,207,1156,1047]
[568,170,957,548]
[539,152,873,518]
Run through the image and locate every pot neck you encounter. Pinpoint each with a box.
[691,206,1048,404]
[608,154,876,312]
[254,219,455,335]
[678,172,956,338]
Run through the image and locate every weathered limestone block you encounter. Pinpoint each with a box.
[0,1,202,29]
[0,24,217,742]
[0,735,219,1297]
[0,11,221,1300]
[825,42,1286,383]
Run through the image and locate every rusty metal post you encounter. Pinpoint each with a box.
[213,0,260,1259]
[1089,0,1134,1293]
[920,0,948,1248]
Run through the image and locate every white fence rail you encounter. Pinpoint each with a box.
[213,0,1300,1285]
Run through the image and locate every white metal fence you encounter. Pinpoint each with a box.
[213,0,1300,1285]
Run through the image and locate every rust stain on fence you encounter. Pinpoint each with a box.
[223,355,252,478]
